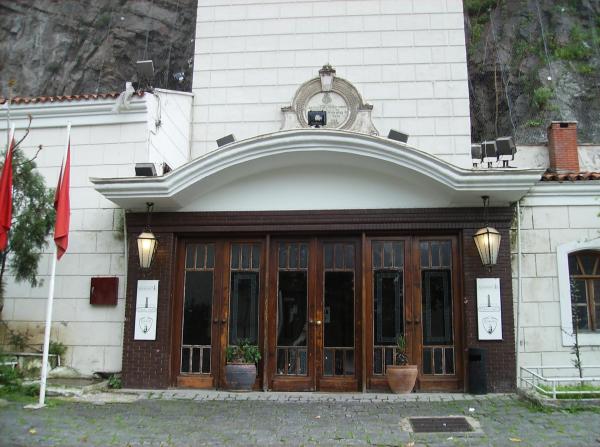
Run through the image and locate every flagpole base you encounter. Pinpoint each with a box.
[24,403,46,410]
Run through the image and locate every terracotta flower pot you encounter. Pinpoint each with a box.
[225,363,256,391]
[386,365,418,394]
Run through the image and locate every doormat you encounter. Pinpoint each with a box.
[400,416,483,435]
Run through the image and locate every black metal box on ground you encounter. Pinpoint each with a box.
[468,347,487,394]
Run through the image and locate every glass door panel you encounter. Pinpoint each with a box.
[276,243,309,376]
[419,240,456,378]
[229,272,259,344]
[322,243,356,379]
[371,241,405,377]
[181,243,215,376]
[229,243,261,345]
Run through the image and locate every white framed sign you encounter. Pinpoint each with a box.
[476,278,502,340]
[134,280,159,340]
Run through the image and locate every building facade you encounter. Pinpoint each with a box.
[0,0,598,392]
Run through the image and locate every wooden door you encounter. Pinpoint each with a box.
[268,239,315,390]
[175,241,223,388]
[365,238,414,390]
[413,237,463,391]
[218,241,264,389]
[365,237,463,391]
[175,240,265,389]
[268,238,361,391]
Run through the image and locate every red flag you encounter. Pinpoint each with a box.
[54,139,71,260]
[0,132,15,251]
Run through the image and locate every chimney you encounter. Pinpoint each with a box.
[547,121,579,172]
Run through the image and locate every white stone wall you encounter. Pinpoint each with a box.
[511,144,600,170]
[0,92,192,375]
[192,0,471,167]
[147,89,193,173]
[514,196,600,374]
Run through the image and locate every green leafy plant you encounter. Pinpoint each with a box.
[538,384,600,399]
[226,339,261,364]
[8,328,31,352]
[0,115,55,313]
[394,334,408,366]
[48,340,67,358]
[524,119,544,127]
[532,86,554,110]
[107,374,122,389]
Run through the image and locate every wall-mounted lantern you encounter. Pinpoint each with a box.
[137,202,158,269]
[319,63,336,92]
[473,196,501,271]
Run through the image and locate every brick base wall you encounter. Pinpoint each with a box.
[121,231,175,389]
[462,225,516,392]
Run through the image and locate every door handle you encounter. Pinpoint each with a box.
[212,319,219,324]
[315,320,322,325]
[221,319,227,324]
[406,319,412,324]
[414,318,421,325]
[309,319,314,324]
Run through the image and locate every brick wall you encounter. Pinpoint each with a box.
[547,121,579,172]
[462,223,516,392]
[121,231,176,389]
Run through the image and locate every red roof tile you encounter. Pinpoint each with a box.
[0,91,144,105]
[541,171,600,182]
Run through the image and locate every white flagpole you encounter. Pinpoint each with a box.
[31,122,71,409]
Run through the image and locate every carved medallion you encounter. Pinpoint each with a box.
[281,65,379,135]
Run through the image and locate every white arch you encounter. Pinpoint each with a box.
[92,129,542,211]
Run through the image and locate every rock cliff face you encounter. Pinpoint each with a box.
[466,0,600,143]
[1,1,599,143]
[0,0,197,96]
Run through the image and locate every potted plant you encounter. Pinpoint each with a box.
[225,339,261,391]
[386,335,418,394]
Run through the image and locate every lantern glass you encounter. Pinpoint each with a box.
[320,72,334,91]
[137,231,158,269]
[473,226,501,269]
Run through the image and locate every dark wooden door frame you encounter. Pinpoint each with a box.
[266,237,362,392]
[171,237,267,390]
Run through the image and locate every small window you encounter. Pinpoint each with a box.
[568,251,600,332]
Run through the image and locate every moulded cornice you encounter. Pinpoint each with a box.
[522,182,600,206]
[92,129,544,211]
[0,97,148,129]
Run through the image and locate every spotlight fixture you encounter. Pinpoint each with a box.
[216,134,236,147]
[471,144,483,167]
[473,196,501,271]
[308,110,327,128]
[495,136,517,168]
[136,60,155,90]
[388,129,409,144]
[482,141,497,168]
[135,163,157,177]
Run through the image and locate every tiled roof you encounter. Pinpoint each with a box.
[541,171,600,182]
[0,91,144,105]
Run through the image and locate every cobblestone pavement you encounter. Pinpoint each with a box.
[1,392,599,446]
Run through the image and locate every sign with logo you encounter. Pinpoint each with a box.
[476,278,502,340]
[134,280,159,340]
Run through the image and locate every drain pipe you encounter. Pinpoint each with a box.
[515,200,523,387]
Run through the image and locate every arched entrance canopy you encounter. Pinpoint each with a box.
[92,129,542,211]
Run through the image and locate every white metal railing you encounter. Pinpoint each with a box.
[520,365,600,399]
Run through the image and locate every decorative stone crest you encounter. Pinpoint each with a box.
[281,64,379,135]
